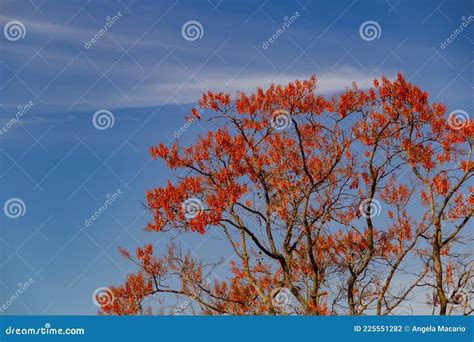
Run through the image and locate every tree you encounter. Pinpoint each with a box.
[98,74,473,316]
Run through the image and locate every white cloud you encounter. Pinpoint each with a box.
[0,15,176,50]
[316,66,393,94]
[121,66,394,107]
[0,15,395,110]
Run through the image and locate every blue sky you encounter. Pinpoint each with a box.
[0,0,472,315]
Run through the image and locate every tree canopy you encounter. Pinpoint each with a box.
[98,74,473,316]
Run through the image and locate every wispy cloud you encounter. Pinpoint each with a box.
[118,66,394,107]
[0,13,395,111]
[0,15,176,51]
